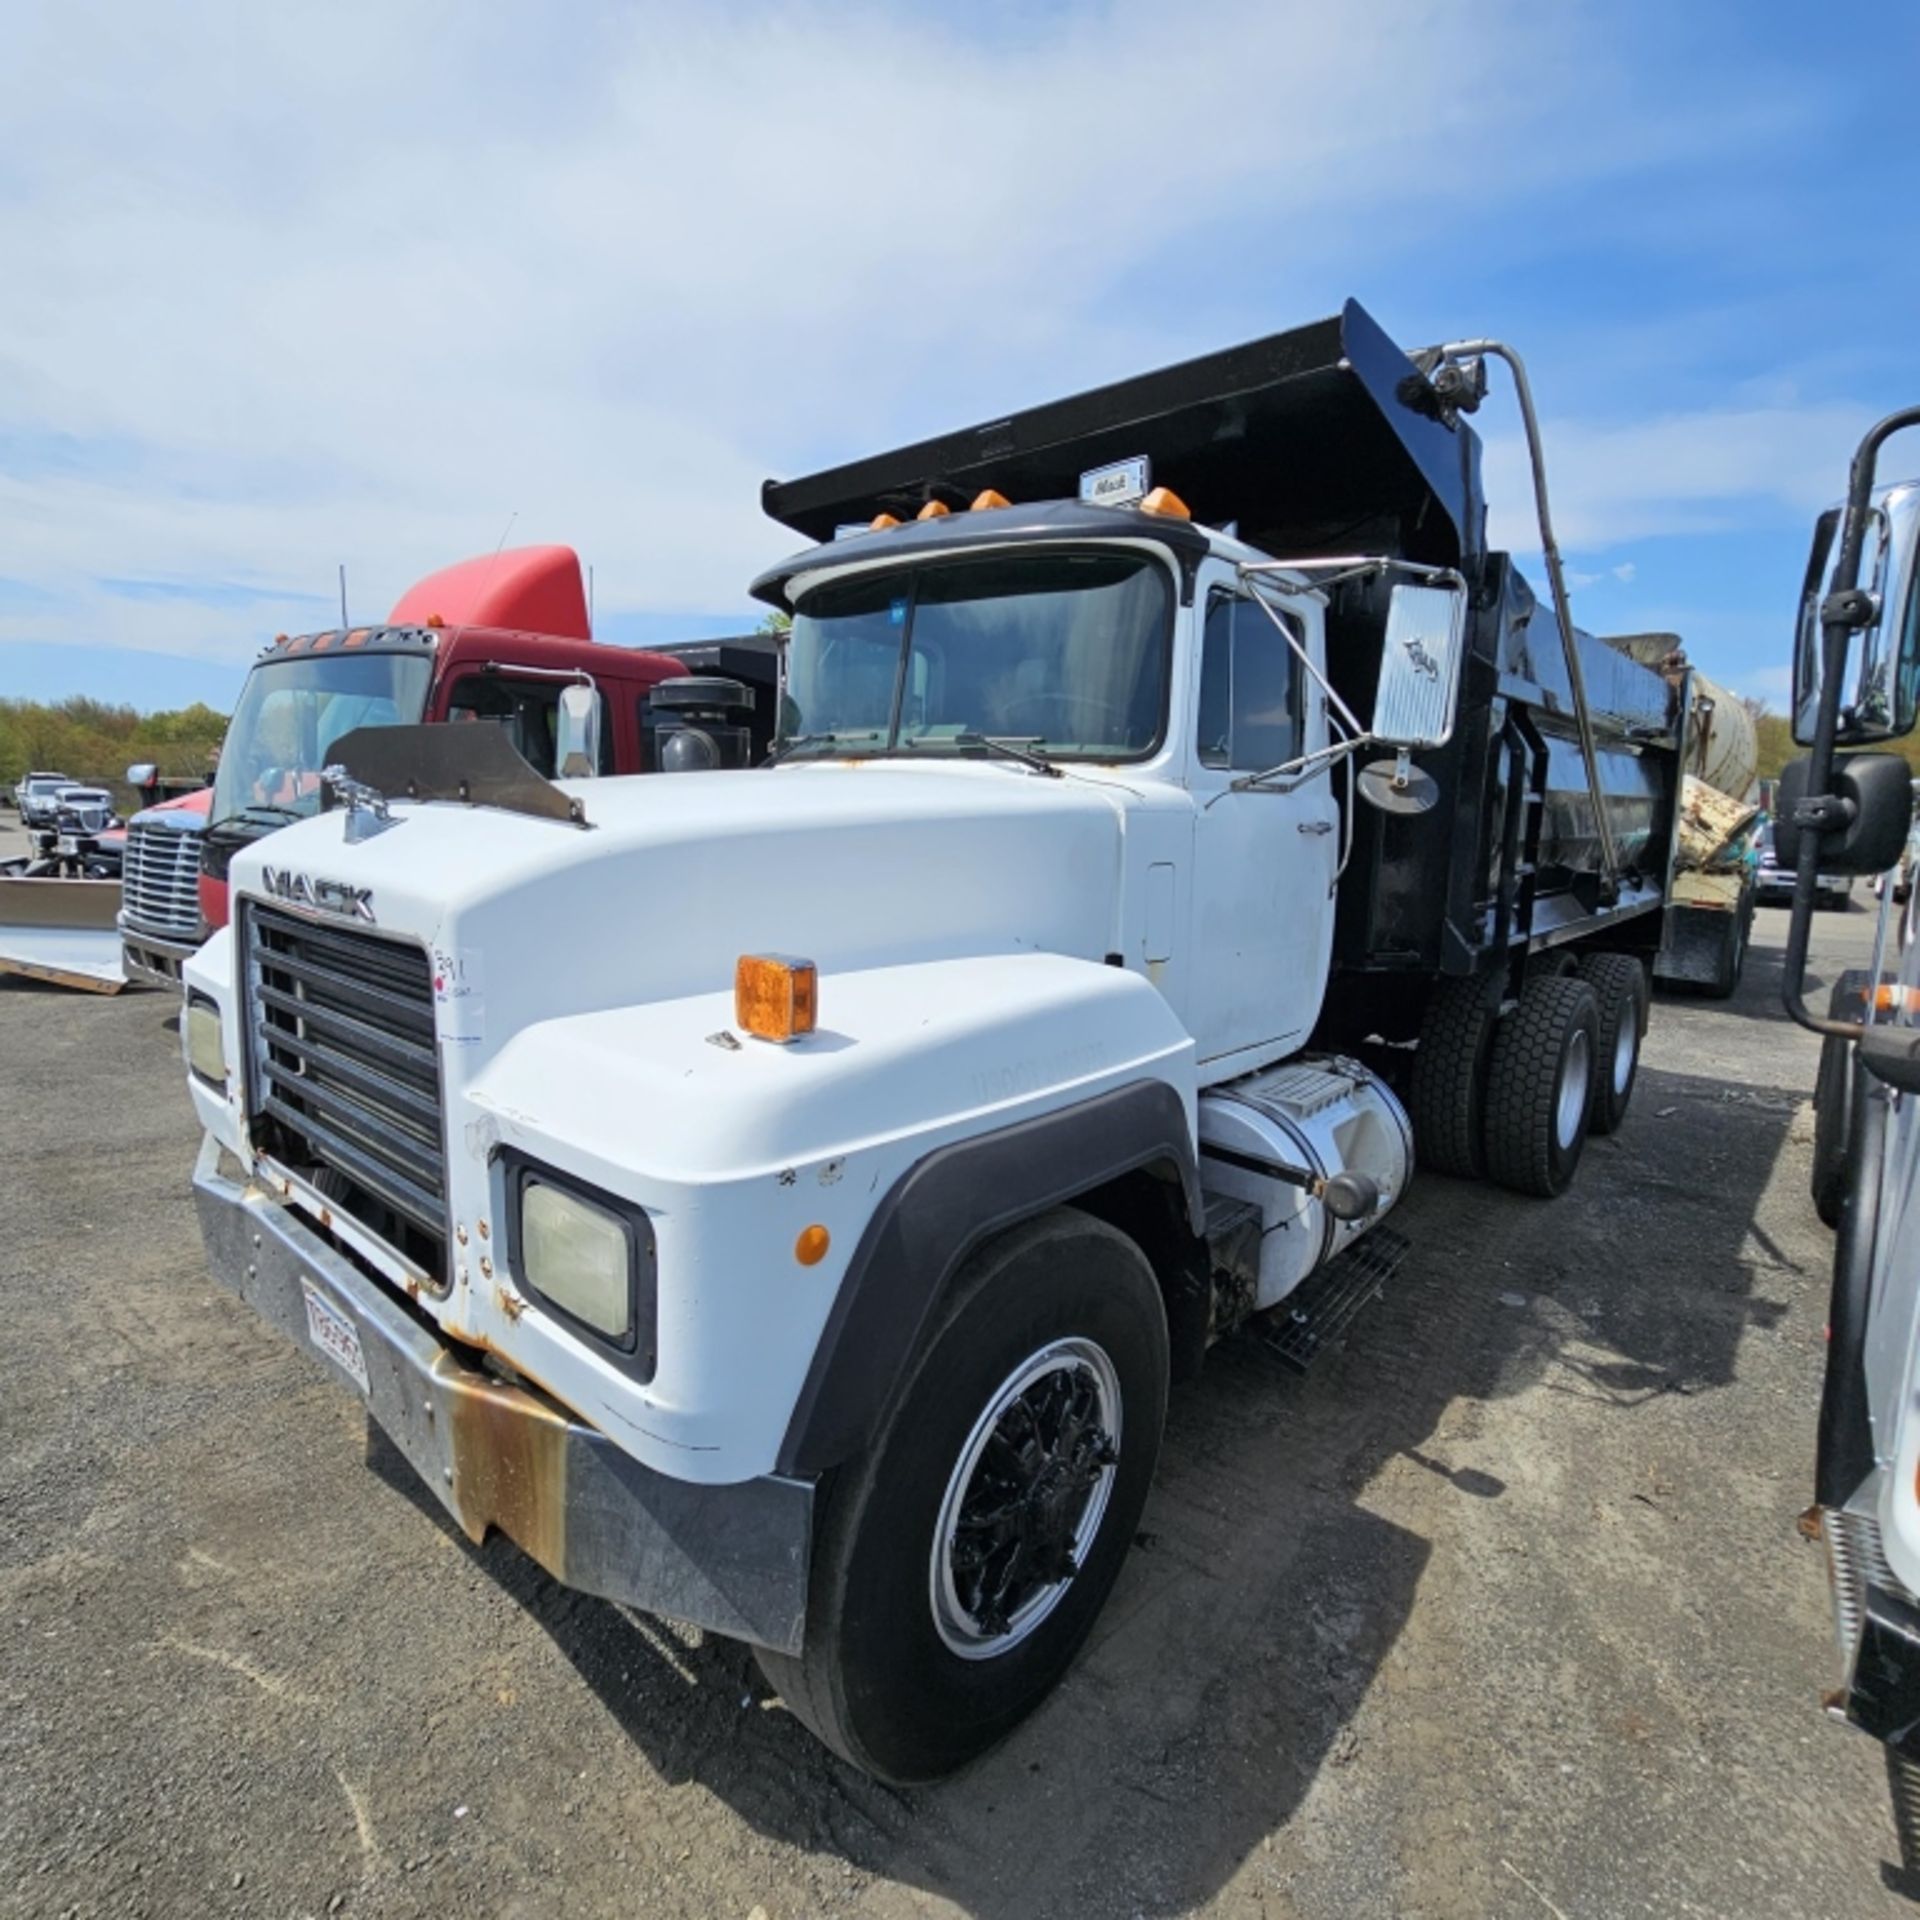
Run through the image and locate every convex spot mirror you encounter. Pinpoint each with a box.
[1374,581,1467,750]
[555,682,601,780]
[1794,496,1920,746]
[1774,752,1915,877]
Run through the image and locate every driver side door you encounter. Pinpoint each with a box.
[1186,577,1338,1070]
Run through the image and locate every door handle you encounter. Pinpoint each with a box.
[1298,819,1335,835]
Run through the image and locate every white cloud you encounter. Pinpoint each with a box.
[1483,399,1871,557]
[0,0,1823,685]
[1741,662,1794,699]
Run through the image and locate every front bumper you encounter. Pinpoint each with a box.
[192,1135,813,1652]
[119,921,200,989]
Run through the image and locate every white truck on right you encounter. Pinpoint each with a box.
[1781,410,1920,1873]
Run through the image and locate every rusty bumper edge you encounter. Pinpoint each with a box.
[191,1135,813,1654]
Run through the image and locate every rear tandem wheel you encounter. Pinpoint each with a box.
[1575,953,1649,1136]
[1407,976,1502,1180]
[1483,975,1603,1198]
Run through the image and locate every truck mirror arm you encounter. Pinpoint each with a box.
[1234,566,1368,744]
[1235,555,1465,749]
[1227,558,1465,809]
[1782,405,1920,1039]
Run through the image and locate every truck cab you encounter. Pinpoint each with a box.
[118,545,777,986]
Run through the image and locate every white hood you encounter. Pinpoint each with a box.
[229,760,1137,1064]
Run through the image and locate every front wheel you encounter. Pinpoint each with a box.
[757,1208,1169,1782]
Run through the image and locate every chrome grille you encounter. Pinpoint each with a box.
[121,819,203,940]
[244,904,446,1268]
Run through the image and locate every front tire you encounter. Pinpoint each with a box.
[1483,976,1603,1197]
[757,1208,1169,1782]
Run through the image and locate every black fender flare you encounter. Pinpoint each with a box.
[775,1078,1201,1478]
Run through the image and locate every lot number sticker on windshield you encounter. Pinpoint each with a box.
[301,1281,370,1395]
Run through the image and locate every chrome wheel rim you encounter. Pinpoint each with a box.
[1557,1029,1592,1150]
[1611,1009,1637,1096]
[930,1337,1122,1660]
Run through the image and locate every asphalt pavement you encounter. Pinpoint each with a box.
[0,846,1905,1918]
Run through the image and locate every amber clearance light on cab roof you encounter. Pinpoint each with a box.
[736,954,819,1044]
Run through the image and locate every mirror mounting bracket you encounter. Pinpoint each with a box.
[1791,793,1856,834]
[1822,586,1877,631]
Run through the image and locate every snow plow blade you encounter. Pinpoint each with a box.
[0,878,126,992]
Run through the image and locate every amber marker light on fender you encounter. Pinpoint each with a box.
[735,954,819,1043]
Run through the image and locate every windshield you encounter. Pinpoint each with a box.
[781,549,1171,761]
[211,651,433,827]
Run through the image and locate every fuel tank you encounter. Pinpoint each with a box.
[1198,1056,1413,1311]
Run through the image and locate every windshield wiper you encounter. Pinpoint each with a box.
[908,732,1062,778]
[208,802,305,831]
[766,732,839,764]
[765,732,887,764]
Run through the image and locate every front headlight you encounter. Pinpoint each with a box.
[519,1177,636,1346]
[185,992,228,1089]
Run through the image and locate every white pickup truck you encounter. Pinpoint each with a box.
[183,302,1693,1779]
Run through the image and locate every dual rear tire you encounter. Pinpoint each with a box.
[1483,975,1603,1197]
[1413,955,1648,1198]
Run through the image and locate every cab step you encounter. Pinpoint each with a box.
[1257,1227,1411,1372]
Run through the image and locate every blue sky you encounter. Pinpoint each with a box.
[2,0,1913,713]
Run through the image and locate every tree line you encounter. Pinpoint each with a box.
[1748,705,1920,783]
[0,697,226,794]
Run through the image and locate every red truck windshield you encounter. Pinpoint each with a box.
[210,652,433,828]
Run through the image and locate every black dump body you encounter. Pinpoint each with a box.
[762,300,1682,1027]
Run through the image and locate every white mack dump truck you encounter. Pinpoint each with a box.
[185,302,1696,1780]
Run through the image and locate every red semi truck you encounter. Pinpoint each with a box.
[119,546,776,985]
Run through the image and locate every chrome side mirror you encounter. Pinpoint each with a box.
[1374,581,1468,749]
[1794,491,1920,746]
[555,683,601,779]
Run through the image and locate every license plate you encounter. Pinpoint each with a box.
[301,1281,369,1394]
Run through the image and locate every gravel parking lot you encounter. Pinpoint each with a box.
[0,832,1907,1918]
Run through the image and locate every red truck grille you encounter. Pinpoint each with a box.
[121,818,202,941]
